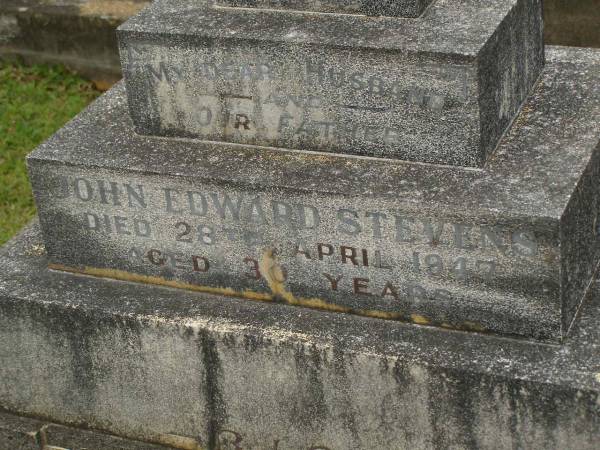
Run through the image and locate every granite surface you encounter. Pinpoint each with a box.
[118,0,525,54]
[117,0,544,166]
[0,409,171,450]
[1,222,599,449]
[215,0,434,18]
[27,47,600,342]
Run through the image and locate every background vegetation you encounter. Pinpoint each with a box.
[0,63,99,245]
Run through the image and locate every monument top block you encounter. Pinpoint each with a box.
[215,0,435,18]
[118,0,544,167]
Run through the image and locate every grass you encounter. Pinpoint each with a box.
[0,63,100,245]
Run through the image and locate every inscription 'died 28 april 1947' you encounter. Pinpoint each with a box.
[43,174,542,305]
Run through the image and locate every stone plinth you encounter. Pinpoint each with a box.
[0,410,170,450]
[117,0,544,167]
[1,222,599,449]
[27,48,600,342]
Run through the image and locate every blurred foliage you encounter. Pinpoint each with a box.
[545,0,600,48]
[0,62,100,245]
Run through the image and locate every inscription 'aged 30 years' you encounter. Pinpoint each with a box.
[40,173,544,313]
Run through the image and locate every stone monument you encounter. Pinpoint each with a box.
[1,0,600,448]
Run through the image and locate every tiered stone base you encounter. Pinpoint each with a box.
[1,222,599,449]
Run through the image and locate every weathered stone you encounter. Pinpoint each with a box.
[1,222,600,449]
[26,48,600,342]
[215,0,433,18]
[0,0,149,90]
[0,409,172,450]
[117,0,544,167]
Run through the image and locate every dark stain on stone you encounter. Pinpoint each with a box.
[505,379,558,447]
[506,381,525,449]
[450,371,479,450]
[391,359,417,445]
[290,343,328,432]
[243,334,262,353]
[183,325,195,339]
[426,367,479,450]
[331,340,350,377]
[64,310,101,410]
[197,330,227,450]
[392,358,412,387]
[54,306,114,412]
[332,342,359,442]
[504,378,568,448]
[378,356,390,376]
[523,381,560,448]
[221,333,237,349]
[21,299,147,418]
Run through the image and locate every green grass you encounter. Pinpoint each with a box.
[0,63,100,245]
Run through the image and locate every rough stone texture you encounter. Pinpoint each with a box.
[26,47,600,342]
[215,0,433,18]
[117,0,544,167]
[1,222,600,449]
[0,0,597,94]
[0,409,172,449]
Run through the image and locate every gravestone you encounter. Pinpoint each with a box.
[1,0,600,448]
[118,0,543,167]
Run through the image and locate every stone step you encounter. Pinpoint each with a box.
[0,410,173,450]
[1,1,597,92]
[0,0,149,90]
[117,0,544,167]
[26,47,600,342]
[1,221,599,449]
[215,0,433,18]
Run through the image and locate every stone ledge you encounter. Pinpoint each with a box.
[0,0,149,89]
[1,222,599,449]
[0,409,173,450]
